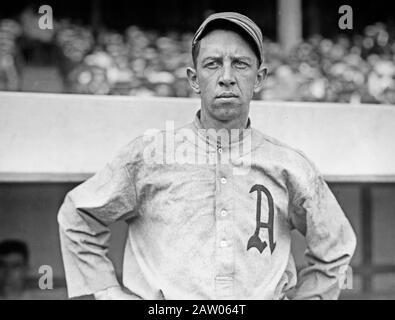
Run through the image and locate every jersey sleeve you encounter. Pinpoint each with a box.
[57,139,141,298]
[287,154,357,300]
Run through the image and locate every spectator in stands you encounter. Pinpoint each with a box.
[0,239,68,300]
[0,239,29,300]
[0,19,22,91]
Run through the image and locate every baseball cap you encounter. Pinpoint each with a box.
[192,12,264,65]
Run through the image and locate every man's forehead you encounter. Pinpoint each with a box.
[198,29,257,58]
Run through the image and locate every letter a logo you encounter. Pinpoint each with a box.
[247,184,276,254]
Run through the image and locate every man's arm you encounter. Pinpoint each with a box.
[288,161,357,300]
[57,143,139,299]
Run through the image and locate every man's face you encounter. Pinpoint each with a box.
[188,29,266,124]
[0,253,27,293]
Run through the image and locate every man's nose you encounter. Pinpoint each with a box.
[218,63,236,86]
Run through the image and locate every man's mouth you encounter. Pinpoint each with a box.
[216,92,239,98]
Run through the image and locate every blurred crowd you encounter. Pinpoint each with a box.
[263,24,395,104]
[0,19,22,91]
[1,15,395,104]
[56,21,194,97]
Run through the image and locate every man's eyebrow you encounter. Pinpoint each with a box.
[233,56,254,62]
[201,56,221,63]
[201,55,254,62]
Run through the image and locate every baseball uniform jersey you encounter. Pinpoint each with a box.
[58,111,356,299]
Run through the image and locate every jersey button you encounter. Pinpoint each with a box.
[220,240,228,247]
[220,210,228,217]
[220,177,227,184]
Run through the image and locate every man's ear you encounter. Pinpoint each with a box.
[186,67,201,94]
[253,65,267,93]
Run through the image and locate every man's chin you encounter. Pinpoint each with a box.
[212,109,242,122]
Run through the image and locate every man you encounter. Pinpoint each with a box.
[0,240,29,299]
[58,12,356,300]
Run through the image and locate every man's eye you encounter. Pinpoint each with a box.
[205,61,219,69]
[234,61,248,69]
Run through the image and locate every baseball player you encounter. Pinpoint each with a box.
[58,12,356,300]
